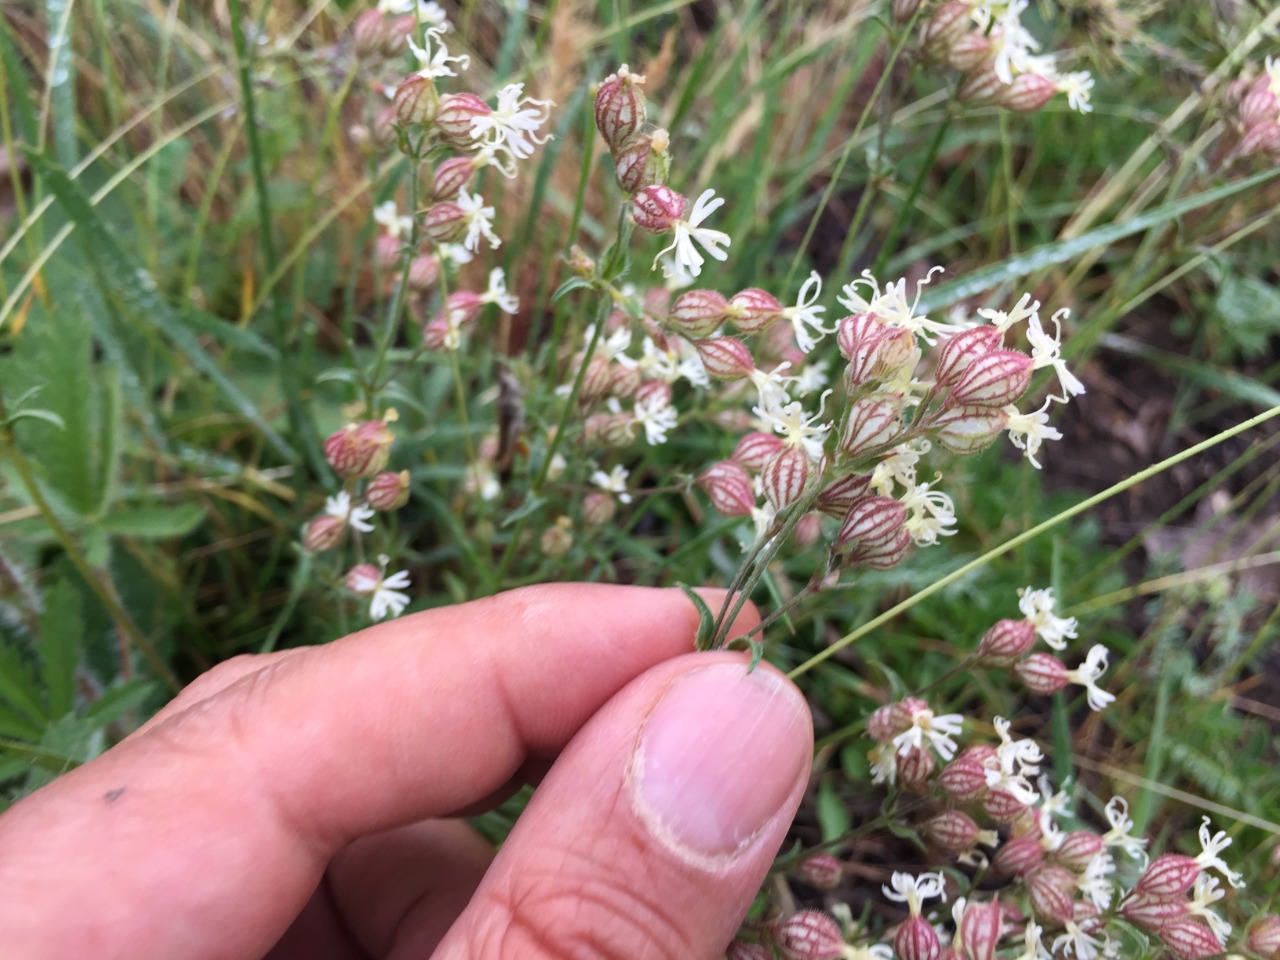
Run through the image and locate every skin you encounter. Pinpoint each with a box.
[0,584,814,960]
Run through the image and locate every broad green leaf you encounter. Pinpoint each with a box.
[37,580,82,718]
[23,151,295,461]
[98,504,206,539]
[919,167,1280,313]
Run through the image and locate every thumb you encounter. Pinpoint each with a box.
[431,651,813,960]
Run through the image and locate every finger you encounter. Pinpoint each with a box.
[431,652,813,960]
[0,584,756,960]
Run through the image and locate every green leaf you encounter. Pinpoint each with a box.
[815,777,851,842]
[4,408,66,430]
[677,582,717,652]
[0,643,48,726]
[920,167,1280,313]
[551,275,594,303]
[37,581,82,718]
[81,679,157,726]
[22,150,296,461]
[1212,272,1280,361]
[98,504,205,539]
[182,307,281,360]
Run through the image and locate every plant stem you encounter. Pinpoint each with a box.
[870,101,954,277]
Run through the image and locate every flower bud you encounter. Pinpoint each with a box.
[925,810,982,853]
[935,325,1003,386]
[610,364,643,398]
[430,155,477,202]
[897,743,938,792]
[836,312,886,360]
[762,446,812,511]
[345,563,381,594]
[1119,893,1188,931]
[408,254,439,291]
[696,336,755,380]
[371,105,397,148]
[303,515,345,552]
[890,696,930,728]
[958,67,1006,106]
[895,914,942,960]
[977,618,1037,666]
[1015,653,1069,696]
[613,130,668,194]
[815,473,872,518]
[366,470,411,511]
[922,2,971,58]
[1241,76,1279,127]
[1002,73,1057,113]
[1025,865,1076,926]
[949,33,995,74]
[375,232,403,271]
[582,491,617,526]
[1161,918,1223,960]
[957,896,1002,960]
[594,64,647,150]
[726,942,773,960]
[422,201,467,245]
[540,516,574,558]
[567,245,596,277]
[848,527,911,570]
[393,74,441,126]
[669,289,730,338]
[949,350,1032,407]
[1240,120,1280,157]
[931,405,1009,455]
[352,11,394,59]
[577,356,615,404]
[1054,831,1105,872]
[697,460,757,517]
[993,836,1044,876]
[797,853,843,890]
[773,910,847,960]
[631,185,686,233]
[1247,915,1280,959]
[583,412,637,447]
[434,92,491,147]
[421,317,452,351]
[867,703,901,742]
[733,430,785,471]
[892,0,922,23]
[839,397,903,459]
[983,788,1028,824]
[727,287,785,334]
[1135,854,1201,898]
[325,419,395,478]
[837,495,907,549]
[794,511,823,548]
[939,756,989,801]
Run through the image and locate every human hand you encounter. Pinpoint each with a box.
[0,584,813,959]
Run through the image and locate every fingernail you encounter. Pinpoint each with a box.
[630,662,811,862]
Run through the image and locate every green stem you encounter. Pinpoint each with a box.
[870,101,954,277]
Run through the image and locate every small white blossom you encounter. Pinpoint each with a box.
[1017,586,1078,651]
[653,189,731,279]
[892,707,964,761]
[405,25,469,79]
[869,441,925,496]
[837,266,961,344]
[1027,308,1085,403]
[373,200,413,241]
[349,554,412,621]
[747,363,795,414]
[469,82,553,166]
[634,393,678,445]
[1078,851,1117,910]
[1188,874,1232,941]
[900,478,957,546]
[325,490,376,534]
[1196,817,1245,889]
[1004,400,1062,469]
[753,392,832,462]
[464,463,500,501]
[456,188,501,252]
[377,0,448,26]
[1102,797,1148,863]
[882,871,946,915]
[591,464,632,504]
[869,739,898,786]
[436,242,474,265]
[793,358,830,395]
[783,271,832,353]
[1066,644,1115,711]
[1015,920,1052,960]
[978,291,1040,335]
[749,500,778,547]
[1052,920,1110,960]
[1057,71,1095,113]
[481,267,519,313]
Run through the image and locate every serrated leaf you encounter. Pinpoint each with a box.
[98,504,205,539]
[677,581,718,651]
[551,275,594,302]
[37,581,81,718]
[0,642,48,726]
[23,151,295,461]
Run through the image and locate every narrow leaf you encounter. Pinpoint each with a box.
[98,504,206,539]
[677,581,717,652]
[37,580,81,718]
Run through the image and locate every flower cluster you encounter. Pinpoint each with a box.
[922,0,1095,113]
[302,412,413,621]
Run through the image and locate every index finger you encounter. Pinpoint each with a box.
[0,584,758,960]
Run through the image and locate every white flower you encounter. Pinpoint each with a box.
[349,554,412,621]
[325,490,375,533]
[900,478,957,546]
[1017,586,1078,651]
[653,189,731,279]
[1102,797,1148,863]
[1056,71,1095,113]
[436,242,474,265]
[1066,644,1115,711]
[675,338,710,388]
[481,267,519,313]
[456,188,501,252]
[882,871,946,915]
[747,363,795,413]
[837,266,961,343]
[1188,874,1232,941]
[660,254,698,290]
[869,740,898,786]
[373,200,413,241]
[869,441,925,496]
[1026,308,1085,403]
[1052,920,1109,960]
[634,393,678,445]
[591,464,632,503]
[793,358,830,396]
[469,82,553,165]
[748,500,778,547]
[377,0,448,26]
[983,716,1041,804]
[405,25,469,79]
[1015,920,1052,960]
[1196,817,1245,889]
[978,291,1039,335]
[753,391,832,462]
[892,707,964,761]
[783,271,833,353]
[1004,400,1062,469]
[464,463,500,501]
[1078,852,1117,910]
